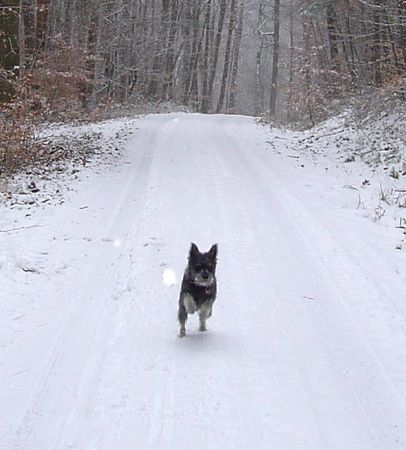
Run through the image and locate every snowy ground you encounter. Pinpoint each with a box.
[1,113,405,450]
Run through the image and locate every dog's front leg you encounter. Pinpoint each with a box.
[178,303,187,337]
[198,303,212,332]
[198,318,206,332]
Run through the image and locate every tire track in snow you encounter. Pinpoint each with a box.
[53,117,181,450]
[12,118,164,450]
[219,118,406,449]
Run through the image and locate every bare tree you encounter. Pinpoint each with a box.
[227,0,244,111]
[200,0,213,113]
[216,0,237,112]
[269,0,280,116]
[0,1,20,101]
[207,0,227,111]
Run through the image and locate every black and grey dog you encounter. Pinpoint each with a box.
[178,243,218,337]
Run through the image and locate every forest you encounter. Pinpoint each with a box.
[0,1,405,171]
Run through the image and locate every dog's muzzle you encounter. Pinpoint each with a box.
[193,273,214,287]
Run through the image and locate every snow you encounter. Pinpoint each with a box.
[1,113,405,449]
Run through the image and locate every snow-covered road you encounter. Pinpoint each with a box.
[2,114,406,450]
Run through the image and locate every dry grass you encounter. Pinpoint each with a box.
[0,40,95,176]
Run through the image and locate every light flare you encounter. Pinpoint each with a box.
[113,239,122,248]
[163,268,177,287]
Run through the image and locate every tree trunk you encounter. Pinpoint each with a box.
[399,0,406,69]
[183,2,202,107]
[182,1,193,104]
[269,0,280,116]
[326,2,339,70]
[200,0,212,113]
[191,3,205,107]
[227,0,243,112]
[216,0,236,113]
[63,0,77,45]
[0,0,20,101]
[207,0,227,111]
[149,0,170,99]
[21,0,37,72]
[343,0,359,83]
[373,0,382,86]
[36,0,49,51]
[83,1,99,107]
[303,15,314,127]
[287,0,294,121]
[163,0,180,100]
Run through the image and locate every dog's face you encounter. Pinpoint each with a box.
[188,243,218,287]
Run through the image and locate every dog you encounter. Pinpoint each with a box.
[178,243,218,337]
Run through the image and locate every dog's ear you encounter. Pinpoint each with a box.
[189,243,200,262]
[208,244,218,261]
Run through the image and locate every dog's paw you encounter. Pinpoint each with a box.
[179,329,186,338]
[199,325,207,332]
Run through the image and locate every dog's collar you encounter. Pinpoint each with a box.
[204,286,213,295]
